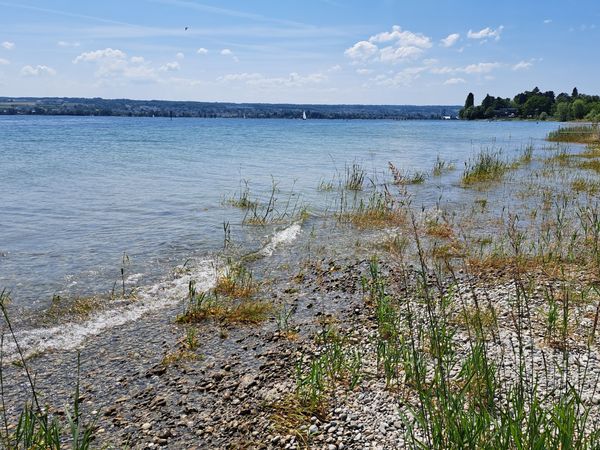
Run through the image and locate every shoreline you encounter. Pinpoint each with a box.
[3,129,600,448]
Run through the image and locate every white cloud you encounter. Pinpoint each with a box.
[356,68,373,75]
[220,48,239,62]
[512,60,533,71]
[176,52,185,59]
[57,41,80,47]
[368,25,432,49]
[369,66,426,87]
[21,65,56,77]
[443,77,465,85]
[467,26,504,41]
[218,71,327,88]
[73,48,159,82]
[379,45,424,62]
[160,61,180,72]
[430,62,501,75]
[344,41,378,61]
[2,41,15,50]
[345,25,432,64]
[0,58,9,65]
[461,62,501,74]
[543,19,552,24]
[440,33,460,47]
[197,47,208,55]
[73,48,127,63]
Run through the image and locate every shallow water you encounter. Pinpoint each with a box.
[0,116,558,315]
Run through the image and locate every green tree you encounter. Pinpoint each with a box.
[572,99,586,119]
[465,92,474,109]
[556,102,570,121]
[572,87,579,98]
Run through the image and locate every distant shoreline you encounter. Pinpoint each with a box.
[0,96,461,120]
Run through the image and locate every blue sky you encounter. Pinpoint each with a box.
[0,0,598,104]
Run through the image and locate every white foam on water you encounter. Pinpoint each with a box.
[3,259,217,361]
[259,223,302,257]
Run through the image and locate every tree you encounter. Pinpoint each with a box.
[572,99,586,119]
[481,94,495,110]
[572,87,579,98]
[556,102,570,121]
[465,92,474,109]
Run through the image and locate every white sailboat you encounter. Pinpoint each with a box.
[302,110,307,120]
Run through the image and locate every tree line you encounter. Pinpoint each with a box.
[459,87,600,121]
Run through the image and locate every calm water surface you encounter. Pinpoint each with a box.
[0,116,558,313]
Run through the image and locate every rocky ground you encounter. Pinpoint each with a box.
[4,253,600,449]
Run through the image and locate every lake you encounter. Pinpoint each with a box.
[0,116,559,319]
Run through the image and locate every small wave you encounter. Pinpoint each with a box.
[259,223,302,257]
[3,259,217,361]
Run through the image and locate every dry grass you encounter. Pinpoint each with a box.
[214,265,257,299]
[425,220,454,239]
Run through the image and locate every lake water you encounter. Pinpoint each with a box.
[0,116,559,321]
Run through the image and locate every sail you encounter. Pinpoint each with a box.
[302,110,307,120]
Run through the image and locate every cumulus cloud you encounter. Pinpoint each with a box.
[467,26,504,41]
[462,62,501,73]
[197,47,208,55]
[440,33,460,47]
[218,71,326,88]
[57,41,80,47]
[74,48,158,82]
[21,65,56,77]
[369,25,432,48]
[176,52,185,60]
[160,61,180,72]
[0,58,9,65]
[443,77,466,85]
[430,62,501,75]
[344,41,378,61]
[345,25,432,64]
[368,66,426,87]
[73,48,127,63]
[512,60,533,71]
[220,48,239,62]
[2,41,15,50]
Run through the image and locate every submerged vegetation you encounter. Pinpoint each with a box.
[548,124,600,144]
[461,148,508,185]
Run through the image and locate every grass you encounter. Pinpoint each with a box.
[432,155,456,176]
[344,163,366,191]
[578,159,600,174]
[0,290,98,449]
[462,148,508,185]
[214,263,257,299]
[224,179,258,209]
[177,276,272,325]
[389,162,427,185]
[571,177,600,195]
[547,124,600,144]
[337,189,405,228]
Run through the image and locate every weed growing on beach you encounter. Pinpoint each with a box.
[0,290,97,449]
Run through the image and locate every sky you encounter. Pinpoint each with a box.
[0,0,598,105]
